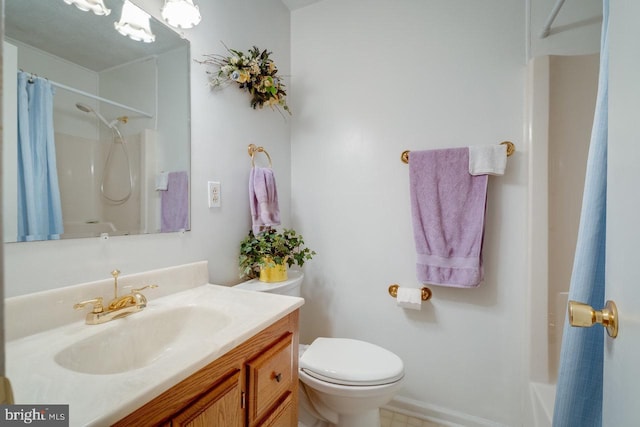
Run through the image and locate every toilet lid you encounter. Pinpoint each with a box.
[299,337,404,386]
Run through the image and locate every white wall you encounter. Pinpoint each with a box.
[99,57,156,137]
[529,0,602,58]
[290,0,527,424]
[4,0,291,297]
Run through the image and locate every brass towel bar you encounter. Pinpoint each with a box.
[401,141,515,164]
[248,144,273,168]
[388,284,432,301]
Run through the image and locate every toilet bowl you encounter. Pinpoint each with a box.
[299,337,404,427]
[234,272,405,427]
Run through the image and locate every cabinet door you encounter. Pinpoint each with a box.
[172,370,243,427]
[246,333,294,425]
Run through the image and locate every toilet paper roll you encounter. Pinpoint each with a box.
[396,287,422,310]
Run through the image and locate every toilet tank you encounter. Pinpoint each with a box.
[233,270,304,297]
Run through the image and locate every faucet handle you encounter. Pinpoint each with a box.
[73,297,104,314]
[128,285,157,308]
[131,284,158,293]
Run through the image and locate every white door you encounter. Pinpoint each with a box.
[603,0,640,425]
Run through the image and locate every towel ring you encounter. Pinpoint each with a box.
[248,144,273,168]
[400,141,515,164]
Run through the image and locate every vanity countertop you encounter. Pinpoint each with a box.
[5,266,303,426]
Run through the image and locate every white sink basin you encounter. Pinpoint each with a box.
[54,305,231,375]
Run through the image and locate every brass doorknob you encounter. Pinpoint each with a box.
[568,300,618,338]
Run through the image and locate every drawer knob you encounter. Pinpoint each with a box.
[273,372,282,383]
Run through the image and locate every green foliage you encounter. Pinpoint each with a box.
[239,228,316,279]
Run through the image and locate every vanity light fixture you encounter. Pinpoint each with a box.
[161,0,202,29]
[63,0,111,16]
[114,0,156,43]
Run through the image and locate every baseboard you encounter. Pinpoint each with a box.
[384,396,509,427]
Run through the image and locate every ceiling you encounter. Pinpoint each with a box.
[5,0,187,72]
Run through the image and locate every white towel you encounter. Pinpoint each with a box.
[155,172,169,191]
[468,145,507,176]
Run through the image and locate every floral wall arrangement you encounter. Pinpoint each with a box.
[198,45,291,115]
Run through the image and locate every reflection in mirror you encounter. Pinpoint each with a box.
[3,0,191,242]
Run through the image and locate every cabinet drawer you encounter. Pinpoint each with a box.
[246,333,293,423]
[256,392,293,427]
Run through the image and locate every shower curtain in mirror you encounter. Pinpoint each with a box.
[16,71,64,241]
[553,1,608,426]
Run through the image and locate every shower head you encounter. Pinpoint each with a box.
[75,102,118,129]
[75,102,93,113]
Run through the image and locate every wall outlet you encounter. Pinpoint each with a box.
[208,181,221,208]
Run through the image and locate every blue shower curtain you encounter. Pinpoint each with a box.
[17,71,64,241]
[552,1,609,426]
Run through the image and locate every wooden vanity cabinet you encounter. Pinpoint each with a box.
[112,310,299,427]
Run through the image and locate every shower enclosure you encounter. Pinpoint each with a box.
[54,115,144,238]
[527,53,599,426]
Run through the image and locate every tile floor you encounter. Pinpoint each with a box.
[380,409,447,427]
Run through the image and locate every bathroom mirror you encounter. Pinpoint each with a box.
[3,0,191,242]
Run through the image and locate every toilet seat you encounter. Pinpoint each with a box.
[300,338,404,386]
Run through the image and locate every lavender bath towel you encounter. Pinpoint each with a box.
[409,148,488,287]
[249,167,280,234]
[161,171,189,232]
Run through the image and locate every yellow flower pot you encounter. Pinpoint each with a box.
[259,263,288,283]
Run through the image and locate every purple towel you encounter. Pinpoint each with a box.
[249,167,280,234]
[161,171,189,232]
[409,148,488,288]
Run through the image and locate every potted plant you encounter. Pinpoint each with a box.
[239,228,316,282]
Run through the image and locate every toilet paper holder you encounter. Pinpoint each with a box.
[388,284,432,301]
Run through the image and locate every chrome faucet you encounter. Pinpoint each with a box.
[73,270,158,325]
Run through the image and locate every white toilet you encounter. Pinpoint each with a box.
[234,271,405,427]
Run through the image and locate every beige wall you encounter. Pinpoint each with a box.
[547,54,599,380]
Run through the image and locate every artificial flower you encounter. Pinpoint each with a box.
[197,45,291,115]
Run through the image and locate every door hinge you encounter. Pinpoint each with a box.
[241,391,246,409]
